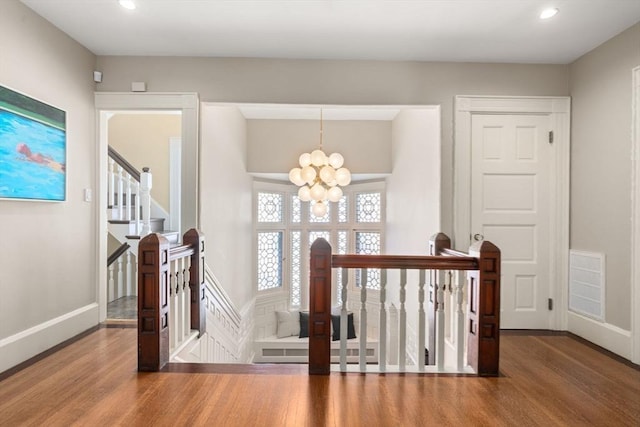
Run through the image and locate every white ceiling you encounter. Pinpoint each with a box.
[21,0,640,64]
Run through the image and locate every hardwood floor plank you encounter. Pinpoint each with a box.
[1,328,639,426]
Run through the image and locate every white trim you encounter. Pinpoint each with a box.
[567,311,632,360]
[0,303,99,373]
[95,92,199,322]
[169,136,182,232]
[631,66,640,364]
[454,95,571,331]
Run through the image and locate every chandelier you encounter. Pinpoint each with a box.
[289,109,351,217]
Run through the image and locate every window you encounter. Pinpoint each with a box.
[254,181,385,308]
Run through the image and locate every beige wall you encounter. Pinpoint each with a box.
[247,119,391,174]
[200,104,254,308]
[108,113,182,212]
[95,56,570,235]
[0,0,96,371]
[569,22,640,330]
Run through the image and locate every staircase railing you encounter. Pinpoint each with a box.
[308,232,501,376]
[137,229,205,372]
[107,242,135,303]
[108,146,152,236]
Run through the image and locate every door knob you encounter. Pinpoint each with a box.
[473,233,484,242]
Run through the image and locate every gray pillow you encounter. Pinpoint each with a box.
[276,310,300,338]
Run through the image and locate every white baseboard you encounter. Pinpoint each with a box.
[0,303,99,373]
[567,311,631,360]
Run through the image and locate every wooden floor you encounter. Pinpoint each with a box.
[1,328,639,426]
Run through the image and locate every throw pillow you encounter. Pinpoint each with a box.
[276,310,300,338]
[299,311,309,338]
[331,312,357,341]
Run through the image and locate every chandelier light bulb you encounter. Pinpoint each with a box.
[300,165,317,184]
[310,149,327,167]
[299,153,312,167]
[298,185,312,202]
[319,165,336,183]
[328,153,344,169]
[289,168,305,186]
[335,167,352,186]
[310,182,327,201]
[327,186,343,203]
[312,201,328,217]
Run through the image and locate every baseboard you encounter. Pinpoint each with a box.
[567,311,631,359]
[0,303,99,373]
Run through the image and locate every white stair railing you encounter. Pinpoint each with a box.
[308,234,502,376]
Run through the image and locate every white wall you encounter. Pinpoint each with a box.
[0,0,97,372]
[385,108,441,353]
[247,119,392,174]
[109,113,181,212]
[199,104,254,309]
[569,22,640,331]
[95,56,570,236]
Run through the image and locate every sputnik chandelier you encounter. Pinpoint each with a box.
[289,109,351,217]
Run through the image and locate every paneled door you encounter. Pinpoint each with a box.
[471,114,552,329]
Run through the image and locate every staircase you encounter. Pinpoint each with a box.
[106,146,179,318]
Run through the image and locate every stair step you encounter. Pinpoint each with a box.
[125,230,179,244]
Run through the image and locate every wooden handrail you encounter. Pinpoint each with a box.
[169,244,195,261]
[108,145,141,182]
[332,254,478,270]
[107,242,130,267]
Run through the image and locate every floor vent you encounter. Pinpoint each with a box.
[569,250,605,321]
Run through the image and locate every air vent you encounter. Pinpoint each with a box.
[569,250,605,321]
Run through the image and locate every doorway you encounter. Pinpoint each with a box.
[454,95,571,330]
[95,92,199,322]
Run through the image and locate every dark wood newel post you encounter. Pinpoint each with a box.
[184,228,206,336]
[467,240,501,376]
[309,238,332,375]
[137,233,170,372]
[427,233,451,365]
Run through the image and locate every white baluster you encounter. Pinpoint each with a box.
[379,269,387,373]
[436,270,446,371]
[140,167,152,236]
[133,253,138,296]
[116,165,124,221]
[108,158,115,219]
[133,180,140,235]
[455,270,465,371]
[340,267,348,372]
[177,258,184,342]
[359,268,368,372]
[184,257,191,336]
[108,263,115,302]
[170,260,177,351]
[125,174,132,221]
[126,251,133,296]
[418,269,426,371]
[116,256,123,300]
[399,269,407,372]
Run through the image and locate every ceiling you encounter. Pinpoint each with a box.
[21,0,640,64]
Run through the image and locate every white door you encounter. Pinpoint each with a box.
[471,114,552,329]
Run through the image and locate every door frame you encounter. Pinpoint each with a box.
[632,67,640,364]
[94,92,199,321]
[454,95,571,331]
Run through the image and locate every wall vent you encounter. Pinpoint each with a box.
[569,250,605,321]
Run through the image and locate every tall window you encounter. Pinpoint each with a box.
[254,180,385,308]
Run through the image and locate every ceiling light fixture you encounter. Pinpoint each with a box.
[289,109,351,217]
[119,0,136,10]
[540,8,559,20]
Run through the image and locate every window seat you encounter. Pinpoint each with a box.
[253,335,379,364]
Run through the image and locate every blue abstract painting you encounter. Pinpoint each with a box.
[0,85,66,201]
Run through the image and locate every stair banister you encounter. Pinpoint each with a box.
[140,167,152,236]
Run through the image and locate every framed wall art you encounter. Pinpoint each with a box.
[0,85,66,201]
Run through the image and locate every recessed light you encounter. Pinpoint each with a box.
[540,8,559,20]
[118,0,136,10]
